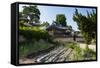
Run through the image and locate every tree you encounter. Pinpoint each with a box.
[87,10,96,39]
[73,9,96,45]
[19,12,23,19]
[56,14,67,26]
[22,5,40,23]
[42,21,49,27]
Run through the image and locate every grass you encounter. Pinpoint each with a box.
[64,42,96,61]
[19,25,55,59]
[64,42,83,60]
[19,40,54,58]
[83,48,96,60]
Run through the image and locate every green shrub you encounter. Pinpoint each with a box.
[65,42,96,60]
[19,26,50,40]
[83,48,96,60]
[64,42,83,60]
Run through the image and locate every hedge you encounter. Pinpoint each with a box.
[19,26,50,40]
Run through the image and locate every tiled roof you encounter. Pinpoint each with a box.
[46,24,69,30]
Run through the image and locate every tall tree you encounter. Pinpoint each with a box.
[56,14,67,26]
[22,5,40,23]
[73,9,96,45]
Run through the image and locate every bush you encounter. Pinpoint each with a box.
[19,26,50,40]
[68,43,82,60]
[83,48,96,60]
[65,42,96,60]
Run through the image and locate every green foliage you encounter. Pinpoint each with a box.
[73,9,96,45]
[19,21,25,27]
[19,40,53,58]
[19,26,50,40]
[83,48,96,60]
[19,12,23,20]
[22,5,40,23]
[82,32,92,45]
[65,42,83,60]
[65,42,96,60]
[41,21,50,27]
[56,14,67,26]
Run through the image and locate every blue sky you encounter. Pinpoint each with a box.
[19,4,96,31]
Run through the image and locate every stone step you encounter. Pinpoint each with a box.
[45,48,67,62]
[36,46,64,62]
[54,48,72,62]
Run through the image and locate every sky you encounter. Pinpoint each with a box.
[19,4,96,31]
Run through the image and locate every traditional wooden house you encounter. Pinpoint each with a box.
[46,24,72,37]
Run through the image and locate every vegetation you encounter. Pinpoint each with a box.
[41,21,50,27]
[83,47,96,60]
[19,40,54,58]
[19,5,40,23]
[19,26,50,40]
[64,42,96,61]
[73,9,96,45]
[18,5,55,59]
[55,14,67,26]
[18,5,96,63]
[64,42,83,60]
